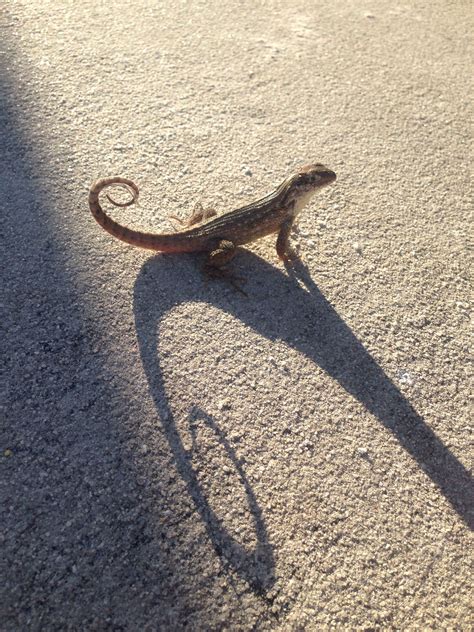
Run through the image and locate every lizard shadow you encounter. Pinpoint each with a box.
[133,260,276,593]
[133,250,474,595]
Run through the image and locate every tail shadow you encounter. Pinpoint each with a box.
[133,262,276,593]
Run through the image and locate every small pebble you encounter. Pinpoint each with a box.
[398,371,414,386]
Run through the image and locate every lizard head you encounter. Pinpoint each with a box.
[282,163,336,211]
[293,163,337,189]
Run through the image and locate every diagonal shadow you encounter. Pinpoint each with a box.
[1,21,240,629]
[134,251,474,539]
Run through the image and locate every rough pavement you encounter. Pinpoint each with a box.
[1,1,472,629]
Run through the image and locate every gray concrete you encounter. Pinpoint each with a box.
[1,1,472,629]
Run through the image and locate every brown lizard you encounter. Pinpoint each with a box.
[88,163,336,269]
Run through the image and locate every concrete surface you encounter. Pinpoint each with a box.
[1,1,472,629]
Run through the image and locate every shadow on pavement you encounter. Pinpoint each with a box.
[134,252,474,533]
[1,33,253,631]
[2,19,472,630]
[133,259,277,592]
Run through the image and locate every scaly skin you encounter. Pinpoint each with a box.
[88,164,336,266]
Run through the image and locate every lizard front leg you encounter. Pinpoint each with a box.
[276,218,298,262]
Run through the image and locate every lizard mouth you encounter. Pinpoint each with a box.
[319,170,337,185]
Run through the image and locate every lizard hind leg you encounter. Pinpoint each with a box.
[206,239,237,268]
[204,240,247,295]
[169,202,217,229]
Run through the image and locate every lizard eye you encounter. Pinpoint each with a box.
[297,173,310,184]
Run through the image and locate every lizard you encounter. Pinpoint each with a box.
[88,163,336,271]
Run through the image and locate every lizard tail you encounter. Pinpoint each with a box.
[89,177,166,250]
[89,176,209,253]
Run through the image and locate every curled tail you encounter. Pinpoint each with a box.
[88,177,154,248]
[89,176,180,252]
[89,177,209,253]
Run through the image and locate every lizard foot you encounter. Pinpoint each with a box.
[279,248,300,265]
[204,265,248,296]
[169,202,217,230]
